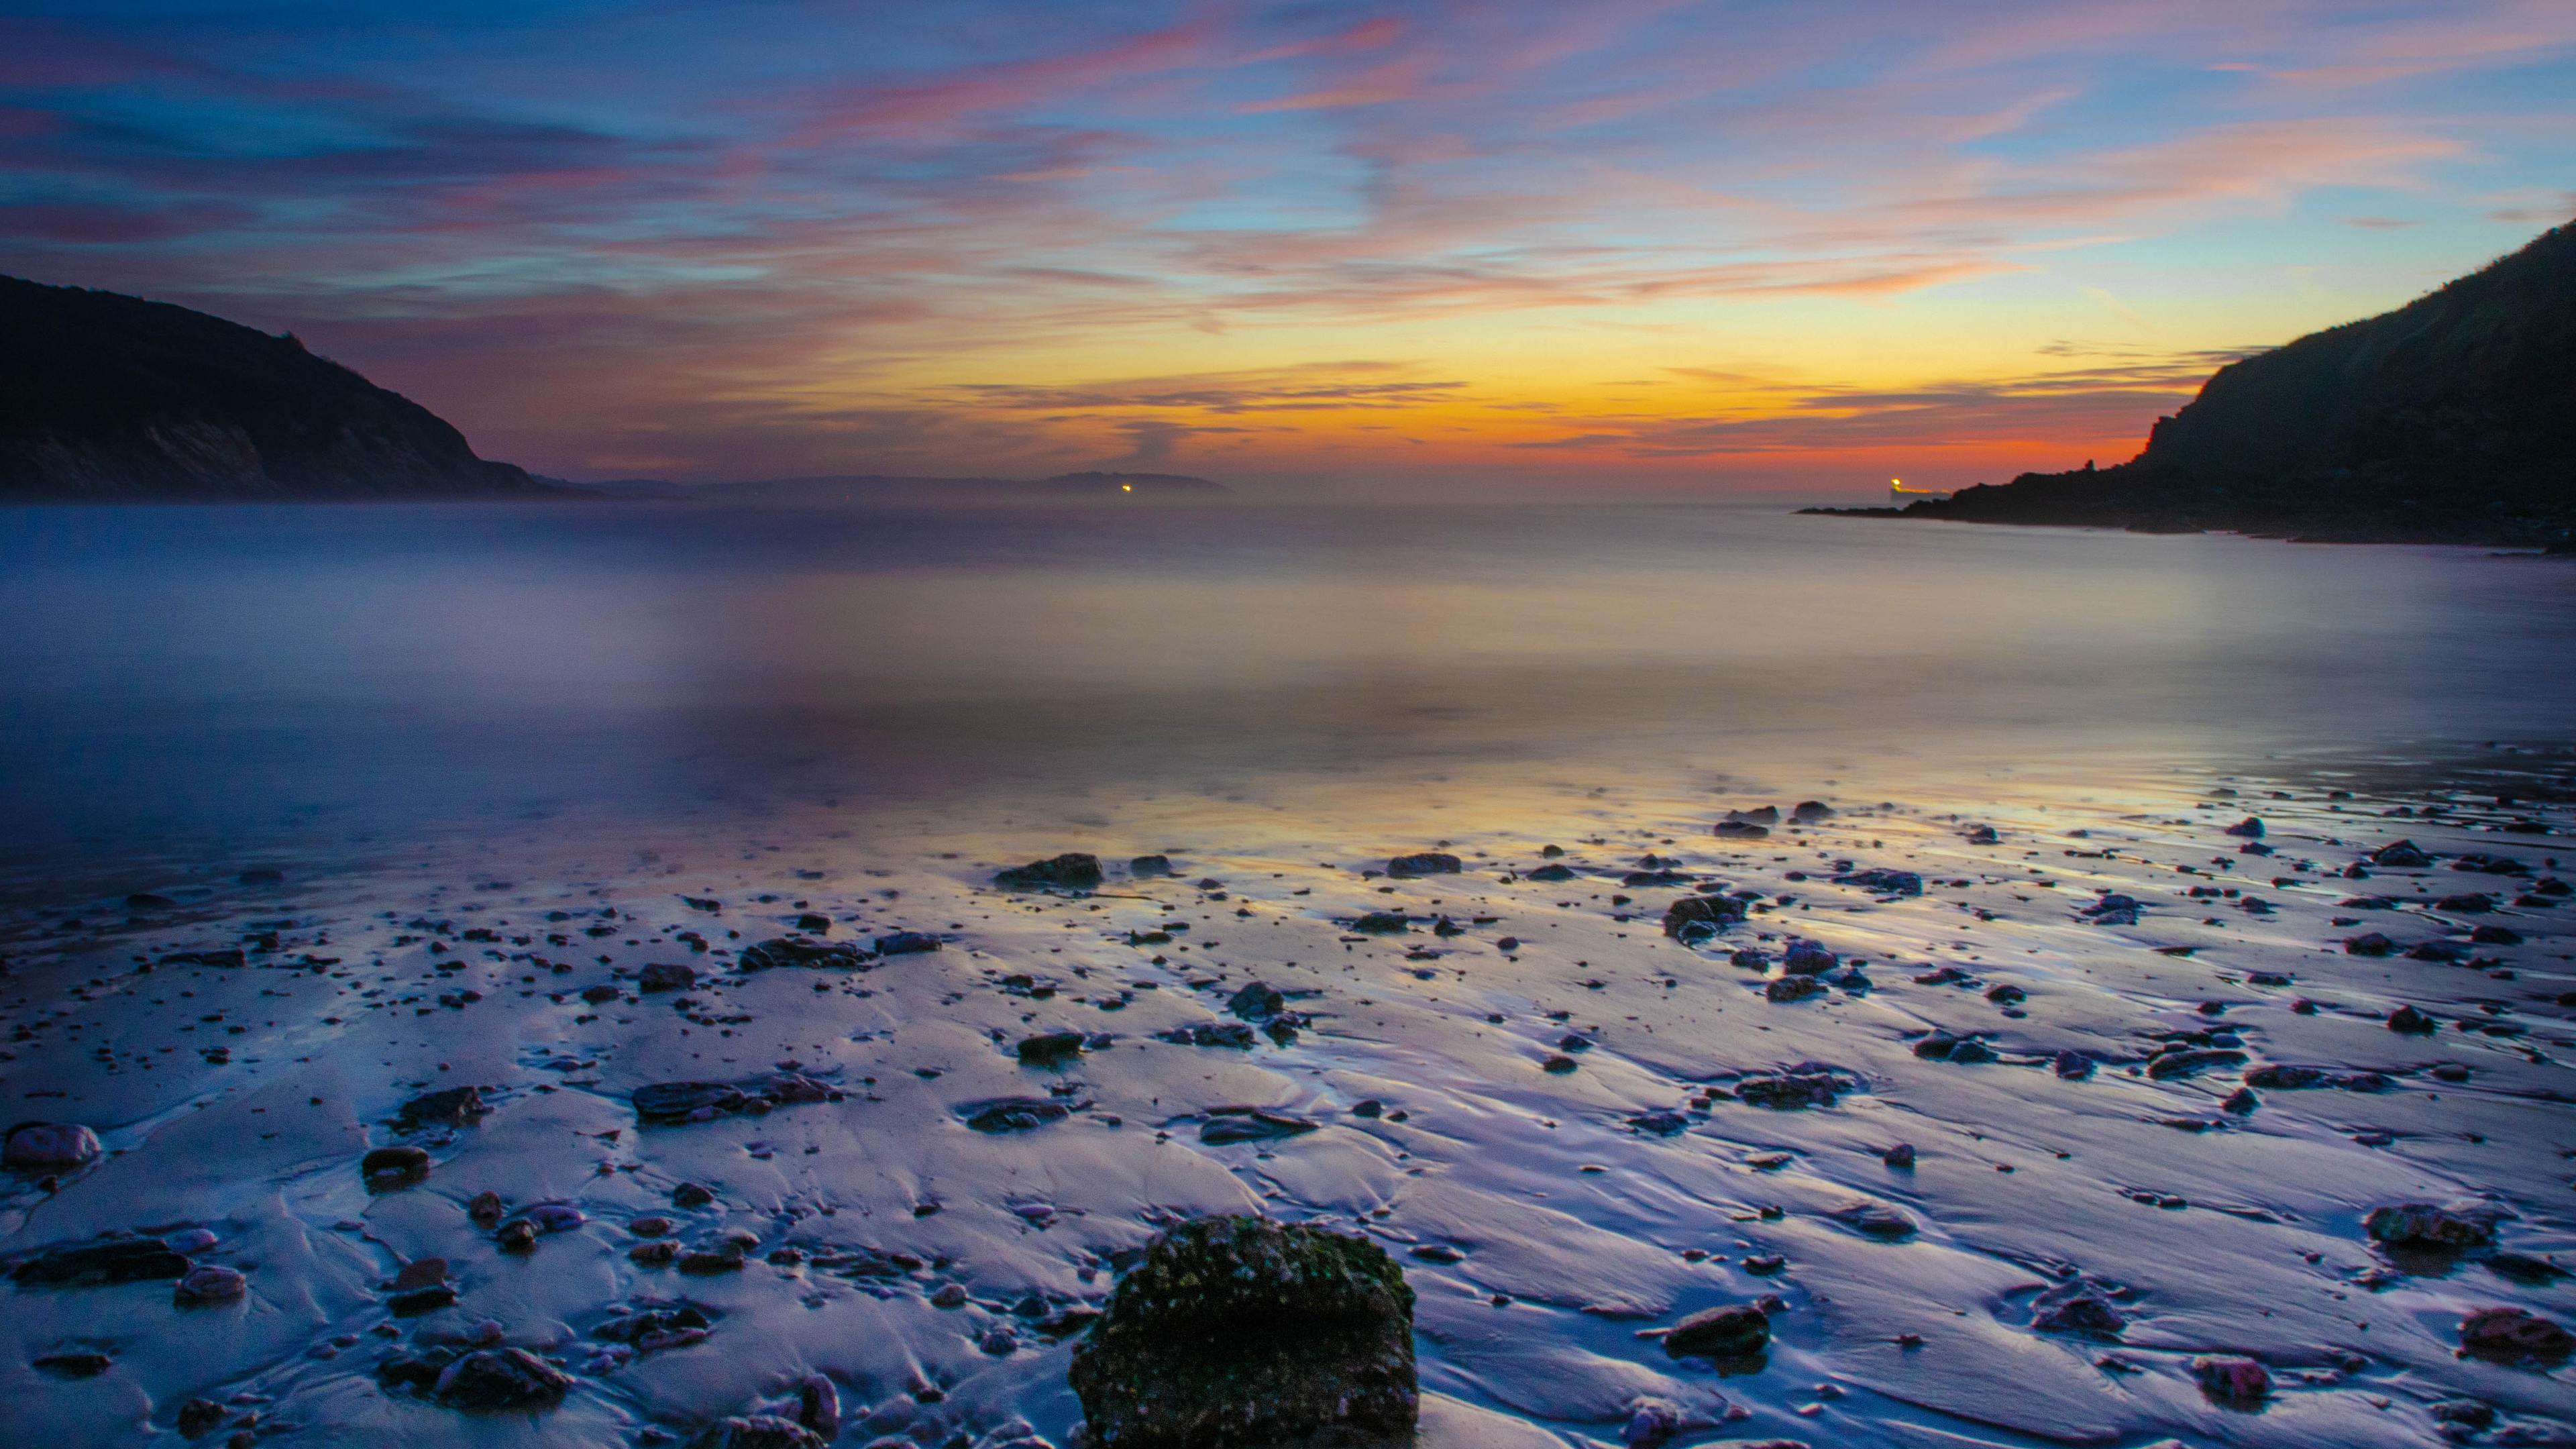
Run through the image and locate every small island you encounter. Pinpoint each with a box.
[1807,219,2575,549]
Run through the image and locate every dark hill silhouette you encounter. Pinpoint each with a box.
[1812,219,2576,547]
[0,274,562,500]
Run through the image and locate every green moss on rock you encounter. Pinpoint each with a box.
[1070,1216,1417,1448]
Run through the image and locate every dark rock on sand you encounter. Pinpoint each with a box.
[1387,851,1462,877]
[432,1346,573,1409]
[1765,975,1826,1003]
[738,936,869,971]
[691,1415,825,1449]
[1157,1022,1257,1049]
[396,1086,490,1130]
[2032,1289,2126,1337]
[2387,1005,2439,1034]
[174,1263,246,1303]
[996,853,1104,891]
[4,1122,103,1169]
[633,1073,832,1125]
[1017,1031,1087,1067]
[1226,981,1286,1021]
[13,1235,191,1286]
[2343,932,2398,957]
[2459,1307,2574,1367]
[33,1351,113,1378]
[1662,1304,1769,1360]
[1662,895,1746,940]
[2145,1049,2246,1081]
[1735,1068,1847,1110]
[639,962,696,991]
[1068,1216,1415,1449]
[960,1097,1073,1133]
[362,1144,431,1190]
[1833,868,1923,897]
[2192,1355,2271,1405]
[176,1397,226,1437]
[2371,840,2433,867]
[1831,1203,1917,1239]
[2365,1201,2504,1250]
[1713,821,1770,840]
[873,930,941,954]
[1199,1110,1320,1145]
[1130,855,1174,877]
[1349,912,1409,934]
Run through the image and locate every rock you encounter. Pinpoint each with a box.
[1629,1110,1689,1136]
[2192,1355,2270,1404]
[794,1372,840,1439]
[1725,806,1780,824]
[362,1144,431,1189]
[33,1351,113,1378]
[1663,1303,1769,1360]
[2459,1307,2574,1366]
[1791,800,1834,822]
[1713,821,1770,839]
[3,1122,103,1169]
[1623,1396,1684,1448]
[2387,1004,2438,1034]
[580,983,622,1004]
[2371,840,2432,867]
[596,1303,714,1353]
[1226,981,1286,1021]
[1526,863,1576,881]
[389,1254,449,1287]
[2219,1087,2257,1114]
[1540,1054,1578,1074]
[1069,1216,1415,1449]
[525,1203,586,1234]
[738,936,868,971]
[678,1244,746,1275]
[1962,823,2002,845]
[995,853,1104,891]
[2365,1201,2504,1250]
[2223,817,2265,838]
[2031,1289,2124,1337]
[396,1086,490,1130]
[2145,1049,2245,1081]
[1199,1110,1320,1145]
[639,962,696,992]
[1833,868,1921,897]
[2470,924,2523,945]
[1831,1203,1917,1239]
[1882,1143,1915,1168]
[634,1081,753,1124]
[11,1235,191,1286]
[959,1097,1073,1133]
[468,1190,506,1226]
[1764,975,1825,1003]
[164,1229,219,1254]
[672,1182,715,1208]
[1130,855,1174,877]
[1348,911,1409,934]
[1661,894,1746,940]
[692,1416,824,1449]
[432,1346,572,1409]
[1017,1032,1087,1067]
[495,1220,537,1253]
[1780,940,1838,974]
[2052,1050,2094,1079]
[2435,892,2496,914]
[1387,851,1462,877]
[176,1398,226,1438]
[874,930,941,954]
[1735,1069,1846,1110]
[1157,1022,1258,1049]
[2343,932,2398,957]
[174,1264,247,1303]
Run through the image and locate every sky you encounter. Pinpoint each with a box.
[2,1,2572,495]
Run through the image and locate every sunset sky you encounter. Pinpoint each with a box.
[3,1,2571,495]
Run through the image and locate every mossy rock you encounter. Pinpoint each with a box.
[1071,1216,1417,1448]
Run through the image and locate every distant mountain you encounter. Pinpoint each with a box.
[1815,219,2576,547]
[0,274,566,501]
[671,471,1231,505]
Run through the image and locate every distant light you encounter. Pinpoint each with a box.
[1121,483,1133,492]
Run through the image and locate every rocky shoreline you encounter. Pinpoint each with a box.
[3,760,2571,1447]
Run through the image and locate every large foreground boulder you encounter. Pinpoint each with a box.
[1070,1216,1416,1448]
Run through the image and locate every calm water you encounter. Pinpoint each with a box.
[2,499,2571,865]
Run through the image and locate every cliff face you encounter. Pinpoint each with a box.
[1900,220,2576,545]
[0,275,560,501]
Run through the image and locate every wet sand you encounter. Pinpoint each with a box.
[5,753,2571,1447]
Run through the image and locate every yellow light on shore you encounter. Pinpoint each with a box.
[1121,482,1133,492]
